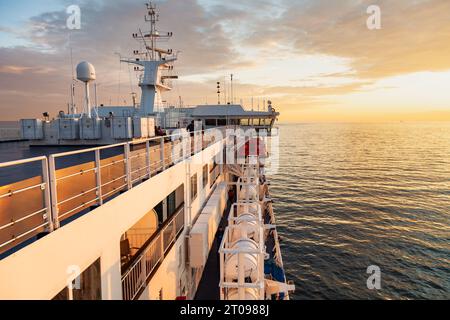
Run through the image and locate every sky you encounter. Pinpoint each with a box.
[0,0,449,122]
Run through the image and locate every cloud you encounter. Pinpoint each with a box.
[245,0,450,79]
[0,0,246,119]
[0,0,449,121]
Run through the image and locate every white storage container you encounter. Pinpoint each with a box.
[189,223,208,268]
[112,117,133,139]
[202,205,221,232]
[133,117,149,138]
[20,119,44,140]
[80,117,101,140]
[147,117,156,137]
[196,212,218,250]
[58,118,80,140]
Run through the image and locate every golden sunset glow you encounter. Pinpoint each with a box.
[1,0,450,122]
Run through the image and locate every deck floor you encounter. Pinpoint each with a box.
[194,200,231,300]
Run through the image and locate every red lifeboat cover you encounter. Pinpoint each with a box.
[237,137,267,158]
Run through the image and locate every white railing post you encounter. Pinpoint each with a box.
[140,255,146,288]
[146,140,151,179]
[161,225,165,255]
[95,149,103,206]
[125,143,132,190]
[160,137,166,170]
[48,155,60,229]
[41,157,54,232]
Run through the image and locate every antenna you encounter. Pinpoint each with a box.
[217,82,221,105]
[93,83,100,118]
[114,52,122,106]
[230,74,234,104]
[124,2,178,115]
[68,33,77,115]
[223,76,227,104]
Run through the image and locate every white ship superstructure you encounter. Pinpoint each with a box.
[19,2,278,146]
[0,2,293,301]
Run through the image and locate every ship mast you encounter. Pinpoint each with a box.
[121,2,178,116]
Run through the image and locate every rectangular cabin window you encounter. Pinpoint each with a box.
[210,161,220,187]
[205,119,216,126]
[241,119,250,126]
[178,244,184,268]
[155,201,164,225]
[52,259,102,300]
[121,209,159,267]
[167,190,176,218]
[53,287,69,300]
[190,174,198,201]
[155,184,184,225]
[262,118,272,126]
[217,119,227,126]
[202,165,208,188]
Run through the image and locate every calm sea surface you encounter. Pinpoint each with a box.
[0,122,448,299]
[271,123,450,300]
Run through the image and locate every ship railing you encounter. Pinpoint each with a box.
[48,128,227,228]
[0,126,227,256]
[124,227,158,252]
[121,207,185,300]
[0,156,52,253]
[265,200,291,300]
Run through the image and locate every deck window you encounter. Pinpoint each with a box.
[261,118,272,126]
[202,165,208,188]
[120,210,159,266]
[52,259,102,300]
[190,174,198,201]
[167,190,176,218]
[210,161,220,187]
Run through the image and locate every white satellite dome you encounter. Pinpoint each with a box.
[76,61,96,82]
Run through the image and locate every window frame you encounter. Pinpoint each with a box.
[202,165,208,188]
[190,174,198,201]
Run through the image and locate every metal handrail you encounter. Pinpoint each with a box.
[0,126,230,254]
[121,207,184,300]
[48,127,228,227]
[0,156,52,252]
[0,156,48,169]
[0,182,46,199]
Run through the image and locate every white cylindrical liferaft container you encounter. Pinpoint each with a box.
[226,288,259,300]
[239,185,257,200]
[230,215,260,242]
[243,167,257,177]
[237,203,259,217]
[224,239,259,282]
[236,214,259,239]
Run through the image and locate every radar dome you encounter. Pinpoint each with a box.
[76,61,96,82]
